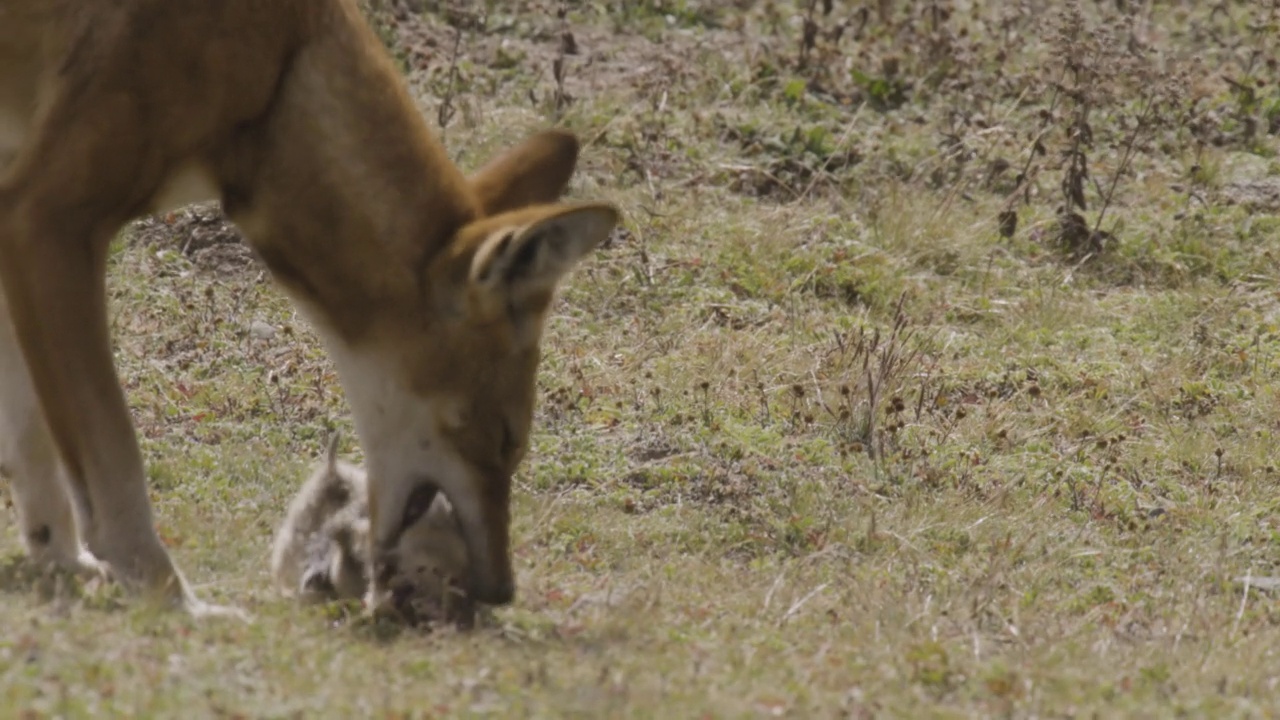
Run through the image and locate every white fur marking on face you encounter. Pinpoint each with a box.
[290,317,483,556]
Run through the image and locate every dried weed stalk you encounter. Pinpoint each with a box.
[1007,2,1187,259]
[816,293,932,462]
[551,1,575,118]
[426,2,486,144]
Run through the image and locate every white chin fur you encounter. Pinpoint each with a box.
[296,318,481,558]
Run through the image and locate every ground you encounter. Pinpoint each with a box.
[3,0,1280,716]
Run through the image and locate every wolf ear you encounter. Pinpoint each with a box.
[469,203,618,345]
[470,204,617,298]
[468,130,580,216]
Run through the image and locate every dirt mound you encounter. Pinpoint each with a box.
[1221,178,1280,213]
[129,204,257,275]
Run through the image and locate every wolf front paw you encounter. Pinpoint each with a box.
[27,545,110,581]
[90,540,249,621]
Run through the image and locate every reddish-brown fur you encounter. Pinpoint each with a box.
[0,0,617,615]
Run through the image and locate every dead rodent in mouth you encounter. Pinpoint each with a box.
[270,433,476,627]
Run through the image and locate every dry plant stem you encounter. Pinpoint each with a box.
[1061,44,1100,214]
[551,1,572,120]
[436,24,464,141]
[798,0,819,70]
[1004,67,1068,211]
[1092,94,1157,236]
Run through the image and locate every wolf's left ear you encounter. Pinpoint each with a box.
[469,203,618,343]
[468,130,580,216]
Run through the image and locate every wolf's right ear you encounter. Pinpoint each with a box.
[468,203,617,347]
[467,130,580,216]
[469,204,617,302]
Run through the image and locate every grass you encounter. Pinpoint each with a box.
[4,0,1280,716]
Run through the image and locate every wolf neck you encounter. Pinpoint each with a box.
[227,2,479,344]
